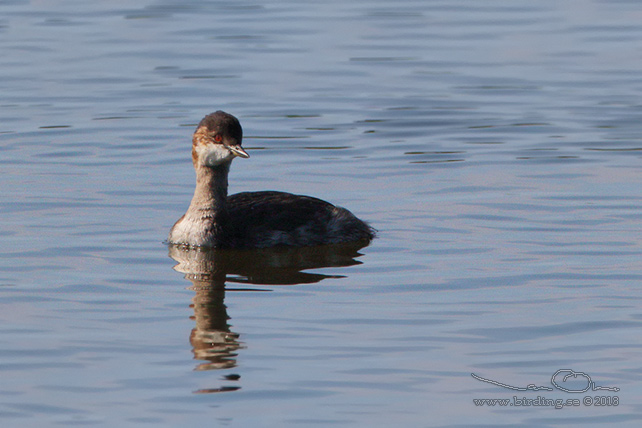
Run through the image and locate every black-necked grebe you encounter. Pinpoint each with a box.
[168,111,375,248]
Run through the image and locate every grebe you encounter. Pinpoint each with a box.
[168,111,375,248]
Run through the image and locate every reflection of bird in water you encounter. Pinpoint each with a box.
[170,242,370,285]
[168,241,371,394]
[189,279,240,372]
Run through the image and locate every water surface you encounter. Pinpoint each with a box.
[1,1,641,427]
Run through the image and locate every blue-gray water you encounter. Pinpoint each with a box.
[1,1,641,427]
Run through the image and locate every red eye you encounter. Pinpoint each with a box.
[214,135,222,142]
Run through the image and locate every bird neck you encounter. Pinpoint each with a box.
[187,162,230,215]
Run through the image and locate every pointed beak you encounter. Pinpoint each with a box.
[228,144,249,158]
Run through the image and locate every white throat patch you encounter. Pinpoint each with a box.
[195,143,234,167]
